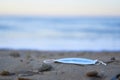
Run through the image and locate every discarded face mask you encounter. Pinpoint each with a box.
[43,58,106,65]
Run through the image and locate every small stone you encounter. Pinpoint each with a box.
[86,71,98,77]
[10,51,20,58]
[111,73,120,80]
[61,71,65,74]
[20,60,23,62]
[0,71,11,76]
[18,78,31,80]
[38,63,52,72]
[116,73,120,79]
[111,57,116,61]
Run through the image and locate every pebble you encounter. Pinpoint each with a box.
[116,74,120,80]
[0,71,11,76]
[10,51,20,58]
[86,71,98,77]
[111,73,120,80]
[111,57,116,61]
[18,78,31,80]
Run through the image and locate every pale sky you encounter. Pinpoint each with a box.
[0,0,120,16]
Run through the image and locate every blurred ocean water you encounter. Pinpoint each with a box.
[0,16,120,51]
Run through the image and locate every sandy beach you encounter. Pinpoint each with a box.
[0,49,120,80]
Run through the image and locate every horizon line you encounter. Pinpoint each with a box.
[0,14,120,17]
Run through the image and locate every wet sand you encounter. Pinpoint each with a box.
[0,49,120,80]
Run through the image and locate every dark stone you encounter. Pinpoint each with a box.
[86,71,98,77]
[116,73,120,79]
[0,71,11,76]
[10,51,20,58]
[111,57,116,61]
[18,78,31,80]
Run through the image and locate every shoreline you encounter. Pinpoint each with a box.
[0,48,120,52]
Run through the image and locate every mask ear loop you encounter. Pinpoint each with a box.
[96,60,107,66]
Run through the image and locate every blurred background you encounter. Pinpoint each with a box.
[0,0,120,51]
